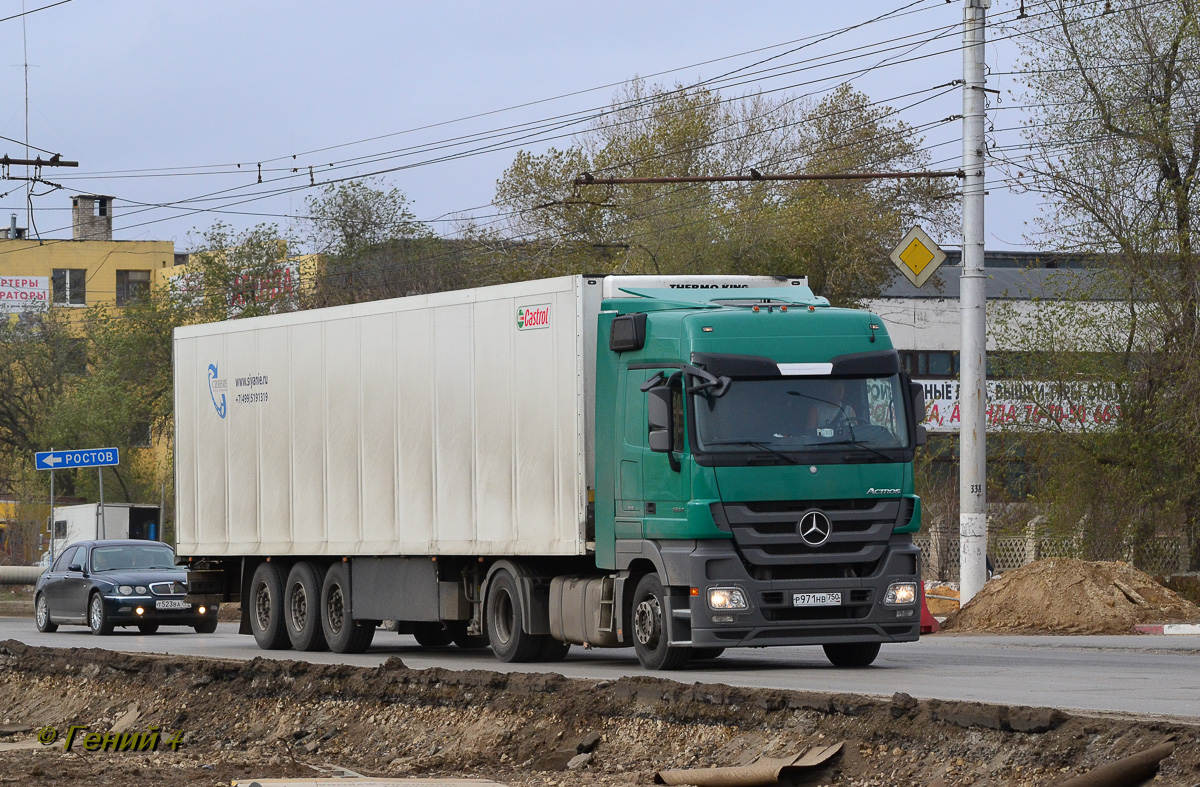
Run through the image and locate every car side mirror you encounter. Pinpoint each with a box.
[647,385,673,453]
[68,563,83,573]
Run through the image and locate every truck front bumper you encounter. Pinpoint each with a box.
[660,534,922,648]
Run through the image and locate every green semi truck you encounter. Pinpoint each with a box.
[177,275,926,670]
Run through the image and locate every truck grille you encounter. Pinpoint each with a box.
[713,498,906,581]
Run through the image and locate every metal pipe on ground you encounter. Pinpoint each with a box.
[0,566,44,585]
[1054,742,1175,787]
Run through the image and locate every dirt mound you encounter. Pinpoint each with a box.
[942,558,1200,634]
[0,641,1197,787]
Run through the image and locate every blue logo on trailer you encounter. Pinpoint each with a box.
[35,448,120,470]
[208,363,227,418]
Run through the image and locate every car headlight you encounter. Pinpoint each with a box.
[135,586,147,594]
[884,582,917,606]
[118,585,134,595]
[708,587,748,610]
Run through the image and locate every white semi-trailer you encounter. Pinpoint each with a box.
[177,275,926,669]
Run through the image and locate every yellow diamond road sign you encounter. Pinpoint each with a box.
[890,226,946,288]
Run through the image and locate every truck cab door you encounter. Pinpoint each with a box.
[615,370,648,539]
[642,371,690,537]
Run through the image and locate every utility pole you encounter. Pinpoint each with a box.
[959,0,990,603]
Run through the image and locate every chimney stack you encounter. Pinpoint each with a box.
[72,195,113,241]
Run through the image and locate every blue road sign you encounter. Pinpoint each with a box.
[35,447,120,471]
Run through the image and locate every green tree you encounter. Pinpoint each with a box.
[303,179,461,304]
[492,80,955,304]
[1002,0,1200,567]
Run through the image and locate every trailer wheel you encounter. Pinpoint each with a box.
[285,562,329,651]
[485,570,544,662]
[413,622,454,647]
[631,574,690,671]
[250,562,291,650]
[320,562,375,654]
[822,641,880,667]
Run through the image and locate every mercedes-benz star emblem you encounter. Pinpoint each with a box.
[798,510,832,547]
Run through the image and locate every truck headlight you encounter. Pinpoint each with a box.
[884,582,917,606]
[708,587,748,610]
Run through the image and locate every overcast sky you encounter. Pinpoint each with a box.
[0,1,1041,252]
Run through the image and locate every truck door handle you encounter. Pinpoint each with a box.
[646,502,656,515]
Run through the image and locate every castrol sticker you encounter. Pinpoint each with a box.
[516,303,551,331]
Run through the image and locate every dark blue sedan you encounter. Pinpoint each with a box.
[34,540,219,635]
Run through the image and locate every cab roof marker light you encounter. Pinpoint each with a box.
[778,363,834,376]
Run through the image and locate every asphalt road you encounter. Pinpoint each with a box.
[3,615,1198,719]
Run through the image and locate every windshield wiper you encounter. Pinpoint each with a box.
[704,439,799,465]
[819,438,895,462]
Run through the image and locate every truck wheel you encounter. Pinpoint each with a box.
[485,570,543,662]
[285,562,328,651]
[35,593,57,633]
[88,592,114,636]
[413,623,454,647]
[194,618,218,634]
[631,574,690,671]
[535,637,571,662]
[249,562,291,650]
[320,562,375,653]
[822,642,881,667]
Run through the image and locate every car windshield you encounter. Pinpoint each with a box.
[693,375,910,455]
[90,544,177,572]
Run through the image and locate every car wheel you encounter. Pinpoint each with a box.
[137,623,159,634]
[284,562,328,651]
[193,618,218,634]
[822,641,881,667]
[320,562,374,653]
[88,592,114,636]
[249,562,290,650]
[631,574,690,671]
[35,594,57,633]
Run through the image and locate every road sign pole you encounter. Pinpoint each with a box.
[959,0,990,604]
[48,459,54,562]
[98,468,106,539]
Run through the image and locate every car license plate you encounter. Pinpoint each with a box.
[793,592,841,607]
[155,600,190,610]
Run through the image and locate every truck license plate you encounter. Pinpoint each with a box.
[155,600,190,610]
[793,592,841,607]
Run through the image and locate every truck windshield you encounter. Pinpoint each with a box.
[692,375,911,456]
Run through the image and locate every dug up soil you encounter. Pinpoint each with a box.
[941,558,1200,634]
[0,641,1197,787]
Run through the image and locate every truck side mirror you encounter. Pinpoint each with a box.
[908,381,926,423]
[647,386,673,453]
[914,424,928,447]
[610,313,647,352]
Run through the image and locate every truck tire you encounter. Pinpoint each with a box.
[250,562,291,650]
[822,641,880,667]
[320,562,375,653]
[535,637,571,662]
[413,622,454,647]
[285,562,329,652]
[631,574,690,671]
[485,570,544,662]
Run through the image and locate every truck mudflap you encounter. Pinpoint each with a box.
[656,534,922,649]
